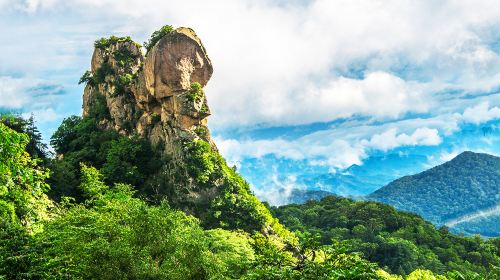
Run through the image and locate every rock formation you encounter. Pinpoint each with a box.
[83,28,215,154]
[81,27,221,211]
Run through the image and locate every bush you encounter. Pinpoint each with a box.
[24,170,223,279]
[186,82,204,102]
[94,62,114,84]
[113,46,137,68]
[151,113,161,123]
[0,123,51,230]
[144,25,174,53]
[94,36,136,50]
[78,70,95,86]
[114,73,134,95]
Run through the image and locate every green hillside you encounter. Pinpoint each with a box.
[369,151,500,234]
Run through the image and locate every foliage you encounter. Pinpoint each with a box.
[205,229,256,278]
[10,171,221,279]
[48,115,160,202]
[94,62,115,84]
[79,163,107,199]
[78,70,94,86]
[186,82,204,102]
[271,196,500,277]
[0,163,396,280]
[113,46,137,67]
[201,103,210,114]
[144,25,174,53]
[369,152,500,234]
[0,114,50,161]
[185,139,293,240]
[94,35,136,50]
[150,112,161,123]
[114,73,135,95]
[0,123,51,231]
[406,269,448,280]
[194,125,208,138]
[82,37,139,93]
[89,92,111,119]
[245,232,383,280]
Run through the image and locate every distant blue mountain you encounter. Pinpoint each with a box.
[297,153,429,196]
[239,153,429,201]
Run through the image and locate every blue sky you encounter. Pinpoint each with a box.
[1,0,500,204]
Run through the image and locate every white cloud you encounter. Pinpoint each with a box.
[363,127,441,152]
[252,173,300,206]
[461,102,500,124]
[244,71,431,126]
[0,76,64,124]
[217,125,442,170]
[0,76,34,108]
[216,91,500,172]
[22,108,58,122]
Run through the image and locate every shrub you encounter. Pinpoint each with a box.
[114,74,134,95]
[113,47,137,68]
[186,82,204,102]
[144,25,174,53]
[194,126,208,138]
[94,62,114,84]
[94,36,136,50]
[0,123,51,230]
[78,70,95,86]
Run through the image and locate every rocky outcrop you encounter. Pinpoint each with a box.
[83,28,214,155]
[81,27,219,209]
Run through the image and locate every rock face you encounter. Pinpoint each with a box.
[83,28,215,158]
[143,27,212,99]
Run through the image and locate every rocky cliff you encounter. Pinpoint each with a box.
[83,27,215,152]
[80,26,293,241]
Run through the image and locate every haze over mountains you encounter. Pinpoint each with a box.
[261,151,500,237]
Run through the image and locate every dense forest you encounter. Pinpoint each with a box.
[271,196,500,278]
[369,151,500,236]
[1,25,499,279]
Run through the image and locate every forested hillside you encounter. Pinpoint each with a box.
[272,196,500,278]
[369,151,500,235]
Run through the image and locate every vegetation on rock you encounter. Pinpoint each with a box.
[144,25,174,53]
[0,141,388,279]
[94,35,139,50]
[186,82,204,102]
